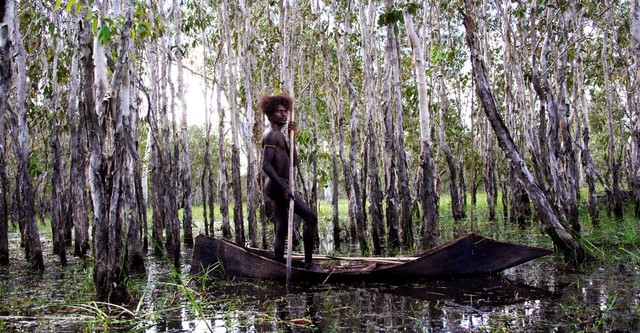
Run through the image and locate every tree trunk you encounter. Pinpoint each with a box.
[49,16,67,264]
[217,82,231,239]
[11,0,44,270]
[404,8,438,248]
[572,2,600,226]
[173,0,193,247]
[123,55,144,274]
[68,22,90,259]
[199,21,214,237]
[381,0,400,251]
[0,16,10,266]
[602,0,623,220]
[336,0,366,251]
[166,50,181,268]
[359,0,384,255]
[437,80,463,222]
[631,0,640,217]
[392,22,413,250]
[321,35,341,250]
[241,0,259,248]
[462,3,592,264]
[222,0,244,245]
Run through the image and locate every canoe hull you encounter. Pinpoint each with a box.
[190,232,553,282]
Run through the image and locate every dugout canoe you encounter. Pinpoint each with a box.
[189,232,553,282]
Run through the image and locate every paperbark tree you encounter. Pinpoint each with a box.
[173,0,193,246]
[11,0,44,270]
[49,13,67,264]
[380,0,400,250]
[462,1,592,264]
[82,0,137,300]
[631,0,640,217]
[240,0,259,248]
[68,20,90,259]
[321,35,341,250]
[404,5,438,248]
[602,0,623,220]
[222,0,244,245]
[358,0,384,255]
[0,6,10,266]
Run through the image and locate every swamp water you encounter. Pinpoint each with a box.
[1,232,639,332]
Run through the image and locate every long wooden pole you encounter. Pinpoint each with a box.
[286,102,295,284]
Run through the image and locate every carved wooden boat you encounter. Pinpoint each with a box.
[189,232,553,282]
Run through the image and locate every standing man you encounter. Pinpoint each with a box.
[260,93,318,271]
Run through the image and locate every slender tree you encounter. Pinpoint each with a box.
[404,4,438,248]
[0,2,10,266]
[49,11,67,264]
[11,0,44,270]
[602,0,623,219]
[241,0,259,248]
[174,0,193,246]
[631,0,640,217]
[221,0,244,245]
[358,0,384,255]
[380,0,400,250]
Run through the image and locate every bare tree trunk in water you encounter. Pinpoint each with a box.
[167,53,181,268]
[631,0,640,217]
[359,0,383,255]
[571,2,600,225]
[127,72,145,273]
[483,120,497,221]
[0,15,10,266]
[199,20,214,237]
[335,0,366,251]
[49,16,67,264]
[145,2,166,255]
[173,0,193,246]
[68,23,90,259]
[404,8,438,248]
[240,0,258,247]
[602,0,623,220]
[462,3,592,264]
[437,80,463,222]
[392,23,413,251]
[321,36,342,250]
[221,0,244,245]
[217,83,231,239]
[381,0,400,250]
[11,0,44,270]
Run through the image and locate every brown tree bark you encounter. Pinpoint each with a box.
[68,23,90,259]
[438,80,464,222]
[11,0,44,270]
[381,0,400,250]
[404,7,438,248]
[631,0,640,217]
[321,35,341,250]
[462,2,592,264]
[0,15,10,266]
[173,0,193,247]
[222,0,244,245]
[602,0,623,220]
[49,18,67,264]
[359,0,384,255]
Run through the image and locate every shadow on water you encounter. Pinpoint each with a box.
[1,230,640,332]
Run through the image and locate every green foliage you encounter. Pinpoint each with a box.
[378,9,403,27]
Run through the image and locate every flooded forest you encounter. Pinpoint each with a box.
[1,0,640,332]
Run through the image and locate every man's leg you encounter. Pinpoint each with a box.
[272,200,288,262]
[294,194,318,266]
